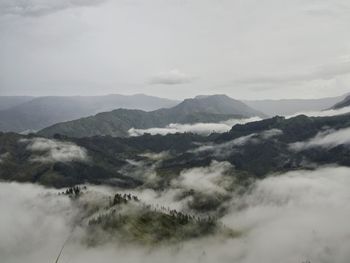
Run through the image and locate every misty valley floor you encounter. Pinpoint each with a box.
[2,166,350,263]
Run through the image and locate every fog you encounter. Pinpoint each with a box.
[2,165,350,263]
[290,127,350,151]
[20,138,88,163]
[193,129,283,157]
[286,106,350,118]
[128,117,262,136]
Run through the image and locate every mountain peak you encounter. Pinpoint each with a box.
[174,94,265,117]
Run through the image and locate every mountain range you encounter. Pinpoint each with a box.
[0,94,178,133]
[0,96,34,111]
[2,112,350,188]
[38,95,266,138]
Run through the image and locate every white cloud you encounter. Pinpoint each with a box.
[233,60,350,87]
[221,166,350,263]
[194,128,283,157]
[128,117,262,136]
[171,161,233,195]
[0,0,108,16]
[0,152,10,163]
[149,69,194,85]
[286,105,350,118]
[20,137,88,163]
[3,166,350,262]
[290,127,350,151]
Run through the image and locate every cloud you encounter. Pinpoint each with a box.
[0,152,10,163]
[128,117,262,136]
[0,182,77,263]
[304,2,350,17]
[171,161,234,195]
[233,60,350,87]
[290,127,350,151]
[221,166,350,263]
[20,137,88,163]
[0,0,108,17]
[286,106,350,118]
[149,69,194,85]
[194,128,283,157]
[3,166,350,262]
[260,128,284,139]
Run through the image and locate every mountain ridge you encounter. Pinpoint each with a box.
[38,95,266,138]
[0,94,179,133]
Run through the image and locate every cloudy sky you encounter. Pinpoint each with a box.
[0,0,350,100]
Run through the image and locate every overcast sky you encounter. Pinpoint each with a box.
[0,0,350,100]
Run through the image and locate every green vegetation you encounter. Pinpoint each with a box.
[38,95,265,138]
[85,192,236,245]
[2,113,350,188]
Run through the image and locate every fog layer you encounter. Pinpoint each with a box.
[128,117,262,136]
[2,166,350,263]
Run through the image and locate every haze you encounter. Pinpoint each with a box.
[1,0,350,99]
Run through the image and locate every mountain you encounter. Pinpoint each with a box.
[38,95,266,138]
[2,113,350,188]
[331,95,350,109]
[0,96,34,111]
[173,95,265,116]
[0,94,178,133]
[244,94,347,116]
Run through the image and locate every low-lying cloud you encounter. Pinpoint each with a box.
[290,127,350,151]
[194,128,283,157]
[3,166,350,263]
[128,117,262,136]
[20,138,88,163]
[286,105,350,118]
[0,152,10,163]
[171,161,233,195]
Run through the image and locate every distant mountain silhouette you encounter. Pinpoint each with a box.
[0,94,178,133]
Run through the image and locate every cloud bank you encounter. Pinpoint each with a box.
[171,161,233,195]
[20,138,88,163]
[290,127,350,151]
[3,166,350,263]
[233,60,350,87]
[286,105,350,118]
[194,128,283,157]
[128,117,262,136]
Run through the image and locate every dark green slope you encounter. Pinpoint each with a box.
[0,94,178,133]
[2,113,350,188]
[38,95,266,138]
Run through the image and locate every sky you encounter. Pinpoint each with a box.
[0,0,350,100]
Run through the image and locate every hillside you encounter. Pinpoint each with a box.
[0,94,178,133]
[0,96,34,111]
[38,95,266,138]
[331,95,350,109]
[2,112,350,188]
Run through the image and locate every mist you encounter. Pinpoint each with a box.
[128,117,262,136]
[290,127,350,151]
[2,165,350,263]
[20,138,88,163]
[286,106,350,118]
